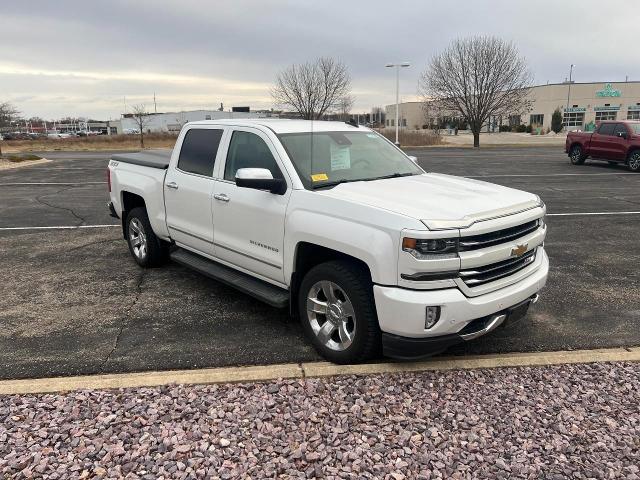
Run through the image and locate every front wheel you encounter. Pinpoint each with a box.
[628,150,640,172]
[125,207,169,267]
[298,261,381,364]
[569,145,585,165]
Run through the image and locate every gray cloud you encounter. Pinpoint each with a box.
[1,0,638,119]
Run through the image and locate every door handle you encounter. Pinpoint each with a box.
[213,193,230,202]
[166,182,179,190]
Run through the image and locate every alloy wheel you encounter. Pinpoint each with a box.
[128,218,148,260]
[570,147,582,164]
[306,280,356,351]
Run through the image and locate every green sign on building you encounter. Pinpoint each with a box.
[596,83,621,97]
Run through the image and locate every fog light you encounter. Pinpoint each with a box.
[425,306,441,329]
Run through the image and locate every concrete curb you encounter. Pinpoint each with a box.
[0,157,50,170]
[1,347,638,395]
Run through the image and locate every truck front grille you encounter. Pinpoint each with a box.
[460,249,536,287]
[459,220,539,251]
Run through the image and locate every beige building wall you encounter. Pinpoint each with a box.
[386,81,640,132]
[385,102,426,130]
[525,81,640,131]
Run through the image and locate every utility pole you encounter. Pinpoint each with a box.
[153,93,157,114]
[565,64,575,130]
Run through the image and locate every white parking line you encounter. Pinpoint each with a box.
[467,172,635,178]
[0,225,119,231]
[547,211,640,217]
[0,182,107,186]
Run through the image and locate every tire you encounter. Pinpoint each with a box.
[627,150,640,172]
[569,145,585,165]
[298,260,381,364]
[125,207,169,267]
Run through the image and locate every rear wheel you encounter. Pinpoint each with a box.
[628,150,640,172]
[298,261,381,364]
[569,145,585,165]
[125,207,169,267]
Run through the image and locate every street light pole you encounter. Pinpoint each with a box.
[565,64,575,129]
[386,62,411,146]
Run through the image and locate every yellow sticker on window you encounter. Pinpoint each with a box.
[311,173,329,182]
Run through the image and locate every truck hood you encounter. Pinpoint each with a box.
[317,173,541,230]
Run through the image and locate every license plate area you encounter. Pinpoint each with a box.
[506,298,532,325]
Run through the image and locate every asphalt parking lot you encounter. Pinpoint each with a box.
[1,147,639,380]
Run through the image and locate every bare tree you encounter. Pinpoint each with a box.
[271,57,351,119]
[0,102,20,157]
[419,36,532,147]
[131,104,152,148]
[337,95,355,121]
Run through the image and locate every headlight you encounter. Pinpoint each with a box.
[402,237,459,259]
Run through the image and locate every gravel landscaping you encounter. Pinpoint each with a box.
[1,361,639,479]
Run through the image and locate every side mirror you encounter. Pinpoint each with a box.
[235,168,286,195]
[407,155,418,164]
[617,131,628,139]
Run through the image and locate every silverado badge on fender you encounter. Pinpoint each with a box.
[511,243,529,257]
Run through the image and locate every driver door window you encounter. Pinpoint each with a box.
[224,131,283,180]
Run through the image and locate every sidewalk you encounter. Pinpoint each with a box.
[2,361,638,479]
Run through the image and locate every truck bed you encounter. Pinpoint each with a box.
[111,149,172,169]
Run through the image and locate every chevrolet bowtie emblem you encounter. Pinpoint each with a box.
[511,243,528,257]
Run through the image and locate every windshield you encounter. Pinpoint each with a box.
[278,131,423,189]
[629,123,640,135]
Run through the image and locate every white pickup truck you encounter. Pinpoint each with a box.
[107,119,548,364]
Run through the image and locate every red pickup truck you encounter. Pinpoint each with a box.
[565,120,640,172]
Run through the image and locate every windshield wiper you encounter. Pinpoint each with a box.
[312,178,357,190]
[364,172,415,181]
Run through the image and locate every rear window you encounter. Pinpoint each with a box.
[597,123,615,136]
[177,129,223,176]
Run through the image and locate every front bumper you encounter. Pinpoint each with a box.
[382,294,538,359]
[374,248,549,358]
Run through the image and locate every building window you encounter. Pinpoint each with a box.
[205,115,211,120]
[391,119,395,127]
[628,110,640,120]
[508,115,521,127]
[529,114,544,126]
[402,119,407,127]
[595,111,617,121]
[563,112,585,127]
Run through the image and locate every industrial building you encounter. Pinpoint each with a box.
[386,81,640,132]
[118,109,270,134]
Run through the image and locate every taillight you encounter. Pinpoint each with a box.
[107,168,111,192]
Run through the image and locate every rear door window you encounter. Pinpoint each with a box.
[597,123,615,136]
[177,128,224,176]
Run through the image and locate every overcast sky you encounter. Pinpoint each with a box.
[1,0,639,120]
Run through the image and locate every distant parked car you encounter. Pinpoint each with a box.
[123,128,140,135]
[566,120,640,172]
[2,132,29,140]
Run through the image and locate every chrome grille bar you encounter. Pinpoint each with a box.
[461,250,536,287]
[459,220,539,251]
